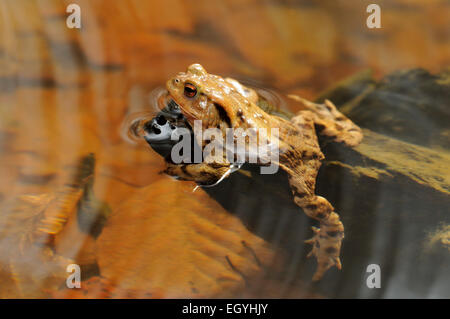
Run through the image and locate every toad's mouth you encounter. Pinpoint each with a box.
[142,97,195,161]
[143,98,190,142]
[167,96,199,123]
[142,96,244,182]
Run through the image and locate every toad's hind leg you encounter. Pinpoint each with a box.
[287,160,344,281]
[281,113,345,280]
[288,95,363,147]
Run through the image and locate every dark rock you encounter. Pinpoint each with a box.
[318,68,450,150]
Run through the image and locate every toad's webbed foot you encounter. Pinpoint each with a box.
[304,214,344,281]
[295,193,345,281]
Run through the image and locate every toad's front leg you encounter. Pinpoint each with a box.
[164,162,233,186]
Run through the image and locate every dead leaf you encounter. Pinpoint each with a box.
[96,177,276,298]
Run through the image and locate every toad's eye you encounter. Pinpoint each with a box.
[184,83,197,98]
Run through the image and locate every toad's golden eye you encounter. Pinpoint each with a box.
[184,83,197,98]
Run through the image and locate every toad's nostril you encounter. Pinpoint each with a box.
[168,99,179,111]
[156,115,167,125]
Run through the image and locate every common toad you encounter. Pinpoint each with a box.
[148,64,363,280]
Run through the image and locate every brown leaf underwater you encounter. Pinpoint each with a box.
[95,177,276,298]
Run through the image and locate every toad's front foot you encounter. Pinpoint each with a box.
[164,162,232,186]
[304,216,344,281]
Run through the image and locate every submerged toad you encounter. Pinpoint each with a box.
[147,64,363,280]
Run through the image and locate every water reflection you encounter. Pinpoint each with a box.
[0,0,448,298]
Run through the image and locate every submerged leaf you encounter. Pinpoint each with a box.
[96,177,276,298]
